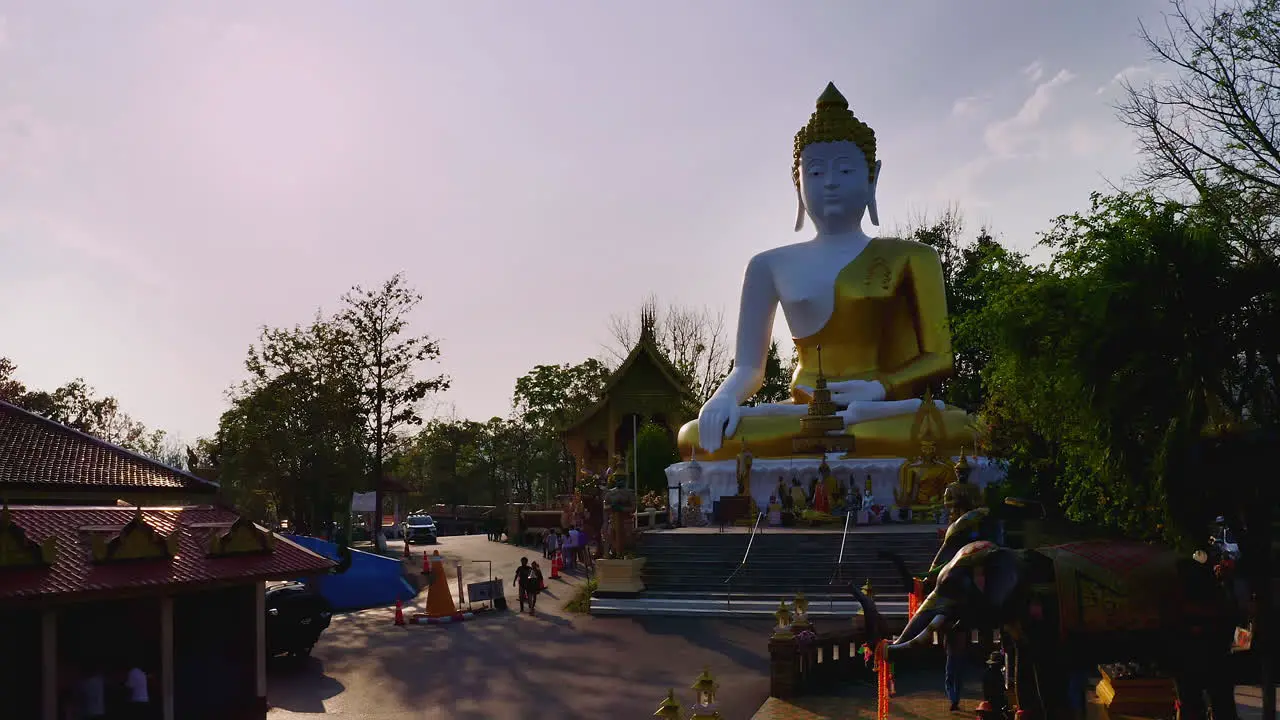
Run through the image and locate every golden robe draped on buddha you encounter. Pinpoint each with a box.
[678,238,977,461]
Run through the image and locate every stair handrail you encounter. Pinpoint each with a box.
[829,510,854,611]
[723,510,766,609]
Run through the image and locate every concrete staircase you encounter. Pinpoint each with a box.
[590,527,940,618]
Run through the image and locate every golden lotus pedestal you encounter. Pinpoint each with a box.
[791,434,856,458]
[595,557,647,595]
[1094,666,1177,717]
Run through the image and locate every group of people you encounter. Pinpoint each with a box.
[60,660,151,720]
[512,557,545,615]
[542,525,592,571]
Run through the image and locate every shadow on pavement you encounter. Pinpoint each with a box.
[266,656,345,713]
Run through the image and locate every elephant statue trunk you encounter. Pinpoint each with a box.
[849,582,890,647]
[888,605,951,651]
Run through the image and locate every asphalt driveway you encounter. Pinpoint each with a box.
[267,534,774,720]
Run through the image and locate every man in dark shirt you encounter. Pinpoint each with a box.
[514,557,532,613]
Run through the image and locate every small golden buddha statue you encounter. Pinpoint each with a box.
[678,82,976,461]
[895,412,958,509]
[735,441,753,497]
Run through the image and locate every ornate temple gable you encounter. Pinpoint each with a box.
[203,515,275,558]
[87,507,178,564]
[561,325,695,435]
[0,503,57,569]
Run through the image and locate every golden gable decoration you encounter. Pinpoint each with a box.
[89,506,178,563]
[206,515,275,558]
[0,503,57,569]
[907,387,949,454]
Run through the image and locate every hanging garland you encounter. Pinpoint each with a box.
[875,639,891,720]
[907,578,924,618]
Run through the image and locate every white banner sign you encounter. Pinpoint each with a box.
[351,491,377,513]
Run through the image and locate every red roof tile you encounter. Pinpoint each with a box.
[0,401,218,494]
[0,505,334,602]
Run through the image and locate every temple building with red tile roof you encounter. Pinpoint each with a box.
[0,400,334,720]
[0,399,221,506]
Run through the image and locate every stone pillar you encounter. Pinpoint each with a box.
[768,635,799,699]
[161,596,175,720]
[41,609,56,720]
[254,581,268,717]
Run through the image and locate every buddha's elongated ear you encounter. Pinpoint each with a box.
[794,185,806,232]
[867,160,883,227]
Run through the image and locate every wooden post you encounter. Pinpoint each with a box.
[161,596,174,720]
[41,609,56,720]
[254,581,267,715]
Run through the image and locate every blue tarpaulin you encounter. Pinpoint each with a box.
[286,535,417,611]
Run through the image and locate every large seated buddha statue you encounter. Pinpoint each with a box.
[678,83,977,462]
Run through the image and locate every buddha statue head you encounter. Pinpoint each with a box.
[793,82,881,233]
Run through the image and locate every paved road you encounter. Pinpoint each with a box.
[271,536,1279,719]
[267,535,775,720]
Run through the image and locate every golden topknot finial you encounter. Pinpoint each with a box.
[793,82,877,186]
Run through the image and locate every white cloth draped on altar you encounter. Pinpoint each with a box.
[664,456,1005,516]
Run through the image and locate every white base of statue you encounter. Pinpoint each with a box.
[665,455,1004,517]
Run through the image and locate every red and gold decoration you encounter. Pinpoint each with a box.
[875,639,891,720]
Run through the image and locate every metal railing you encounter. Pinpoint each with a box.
[724,511,766,609]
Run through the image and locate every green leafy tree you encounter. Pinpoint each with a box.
[216,319,368,531]
[749,340,795,404]
[626,421,680,496]
[978,193,1269,546]
[339,273,450,544]
[512,359,611,431]
[511,359,610,497]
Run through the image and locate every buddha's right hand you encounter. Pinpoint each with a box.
[696,397,742,453]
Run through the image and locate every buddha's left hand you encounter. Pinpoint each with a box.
[797,379,886,403]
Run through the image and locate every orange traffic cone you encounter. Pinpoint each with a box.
[422,552,431,574]
[550,551,561,579]
[394,599,405,626]
[424,553,458,619]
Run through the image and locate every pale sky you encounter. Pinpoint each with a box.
[0,1,1186,443]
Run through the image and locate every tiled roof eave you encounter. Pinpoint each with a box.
[0,563,334,606]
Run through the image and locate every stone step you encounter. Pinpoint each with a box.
[589,594,911,619]
[642,558,916,568]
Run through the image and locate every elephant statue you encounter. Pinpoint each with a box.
[860,538,1241,720]
[881,499,1111,597]
[879,506,1007,597]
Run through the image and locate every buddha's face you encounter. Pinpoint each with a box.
[799,141,874,233]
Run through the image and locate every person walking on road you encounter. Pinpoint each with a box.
[526,561,545,615]
[514,557,533,613]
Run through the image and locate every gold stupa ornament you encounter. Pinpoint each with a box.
[654,689,682,719]
[793,82,878,186]
[772,600,795,639]
[691,666,720,709]
[792,345,856,456]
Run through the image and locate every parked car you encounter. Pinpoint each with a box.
[382,515,402,539]
[403,513,439,544]
[265,582,332,657]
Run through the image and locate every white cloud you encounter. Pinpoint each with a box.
[1096,64,1153,95]
[1023,60,1045,83]
[951,95,986,118]
[984,69,1077,157]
